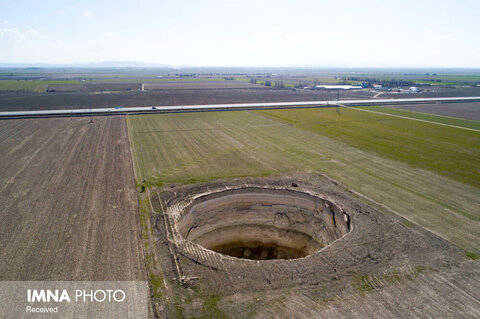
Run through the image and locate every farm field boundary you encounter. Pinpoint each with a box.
[345,105,480,132]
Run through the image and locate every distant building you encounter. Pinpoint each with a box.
[315,85,362,90]
[373,84,382,90]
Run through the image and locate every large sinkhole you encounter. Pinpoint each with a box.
[178,188,351,260]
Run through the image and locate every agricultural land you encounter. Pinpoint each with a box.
[127,103,480,317]
[1,68,479,318]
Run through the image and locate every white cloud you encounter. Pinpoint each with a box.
[0,28,40,40]
[0,28,25,40]
[83,11,93,17]
[25,29,39,37]
[102,32,114,37]
[0,27,57,46]
[338,14,351,23]
[434,33,455,40]
[425,31,455,41]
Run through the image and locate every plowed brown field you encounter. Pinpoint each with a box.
[0,116,145,281]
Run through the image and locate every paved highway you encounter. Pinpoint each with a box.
[1,96,480,118]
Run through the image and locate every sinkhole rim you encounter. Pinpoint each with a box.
[177,187,352,261]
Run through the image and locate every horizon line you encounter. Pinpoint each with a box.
[1,62,480,70]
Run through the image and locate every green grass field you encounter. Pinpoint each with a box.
[87,77,229,83]
[0,80,48,92]
[0,80,80,92]
[358,105,480,130]
[259,107,480,188]
[127,107,480,254]
[0,77,230,91]
[342,73,480,85]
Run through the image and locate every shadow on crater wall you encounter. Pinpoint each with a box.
[178,188,351,260]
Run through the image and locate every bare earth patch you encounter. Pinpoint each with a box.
[141,174,479,318]
[0,116,146,281]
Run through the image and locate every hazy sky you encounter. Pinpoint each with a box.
[1,0,479,67]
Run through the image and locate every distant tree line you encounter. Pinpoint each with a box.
[420,79,443,82]
[294,83,309,89]
[342,77,418,87]
[248,78,285,89]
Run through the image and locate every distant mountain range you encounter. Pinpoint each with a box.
[0,63,479,74]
